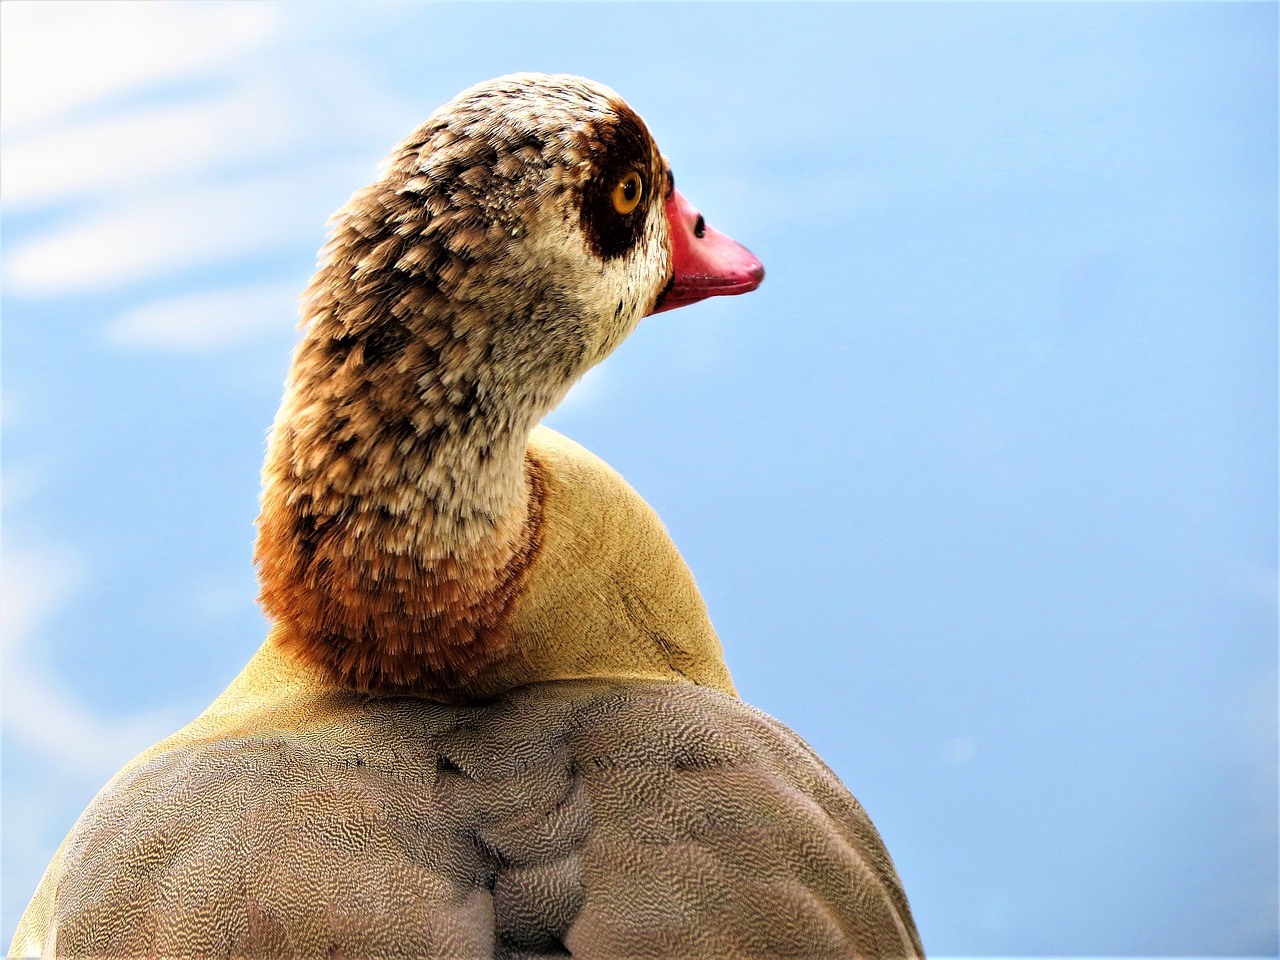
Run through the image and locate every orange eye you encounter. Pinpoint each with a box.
[611,171,643,215]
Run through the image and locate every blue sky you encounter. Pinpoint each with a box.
[2,2,1276,954]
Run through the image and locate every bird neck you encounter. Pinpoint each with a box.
[254,325,555,698]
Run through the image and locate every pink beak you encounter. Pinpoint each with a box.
[649,188,764,314]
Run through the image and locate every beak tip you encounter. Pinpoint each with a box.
[653,188,765,314]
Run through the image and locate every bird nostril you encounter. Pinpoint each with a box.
[693,215,706,240]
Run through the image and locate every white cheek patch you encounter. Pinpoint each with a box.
[584,205,669,364]
[520,193,669,371]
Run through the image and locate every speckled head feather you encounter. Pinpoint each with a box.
[256,75,677,697]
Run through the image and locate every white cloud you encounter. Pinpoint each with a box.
[3,85,295,209]
[0,1,278,136]
[4,162,360,295]
[0,1,420,326]
[1,465,45,512]
[0,547,81,654]
[106,280,302,351]
[946,736,977,765]
[1,544,181,780]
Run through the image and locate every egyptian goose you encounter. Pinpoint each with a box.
[11,74,922,959]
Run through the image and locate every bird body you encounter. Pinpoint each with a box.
[14,665,914,958]
[11,74,922,959]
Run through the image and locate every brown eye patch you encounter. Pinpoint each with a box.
[579,104,656,261]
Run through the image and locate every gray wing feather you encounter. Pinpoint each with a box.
[17,682,923,959]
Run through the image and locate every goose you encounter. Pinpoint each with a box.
[11,74,923,959]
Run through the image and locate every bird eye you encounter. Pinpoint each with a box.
[611,171,643,215]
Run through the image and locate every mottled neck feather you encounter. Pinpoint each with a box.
[255,177,567,698]
[256,443,542,698]
[255,345,549,696]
